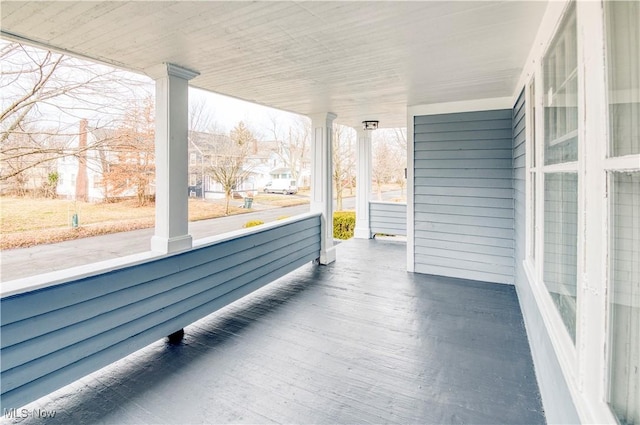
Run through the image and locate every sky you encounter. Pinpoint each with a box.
[188,87,305,137]
[0,39,305,140]
[2,39,402,145]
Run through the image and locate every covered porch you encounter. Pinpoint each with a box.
[4,1,638,423]
[3,238,544,424]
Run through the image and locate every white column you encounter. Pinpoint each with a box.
[146,63,199,254]
[309,112,337,265]
[354,128,373,239]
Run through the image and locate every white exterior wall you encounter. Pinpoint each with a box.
[56,134,110,202]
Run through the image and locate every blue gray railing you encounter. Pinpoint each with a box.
[369,201,407,236]
[0,213,321,410]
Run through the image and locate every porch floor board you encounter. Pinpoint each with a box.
[3,239,545,424]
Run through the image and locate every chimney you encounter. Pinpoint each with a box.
[75,119,89,202]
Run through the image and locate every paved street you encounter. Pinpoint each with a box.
[0,203,310,282]
[0,191,405,282]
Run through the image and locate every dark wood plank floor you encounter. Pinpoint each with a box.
[2,238,545,424]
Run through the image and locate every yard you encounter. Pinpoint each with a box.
[0,193,309,249]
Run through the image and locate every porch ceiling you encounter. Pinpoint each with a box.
[0,1,548,128]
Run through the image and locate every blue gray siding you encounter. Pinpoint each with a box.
[0,213,321,411]
[413,109,514,284]
[370,201,407,236]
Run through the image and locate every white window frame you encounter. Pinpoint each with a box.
[524,2,638,423]
[532,0,580,371]
[525,78,537,265]
[601,2,640,422]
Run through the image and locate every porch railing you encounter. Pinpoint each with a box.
[0,213,321,411]
[369,201,407,236]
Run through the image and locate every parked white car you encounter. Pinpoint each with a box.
[263,179,298,195]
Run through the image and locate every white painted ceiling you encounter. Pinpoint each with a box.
[1,1,548,128]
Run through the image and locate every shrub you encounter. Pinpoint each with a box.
[333,211,355,240]
[243,219,264,228]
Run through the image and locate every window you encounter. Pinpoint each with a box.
[190,153,197,166]
[540,3,579,344]
[524,2,639,421]
[605,2,640,424]
[189,174,197,187]
[609,172,640,424]
[543,5,578,165]
[606,1,640,158]
[543,172,578,342]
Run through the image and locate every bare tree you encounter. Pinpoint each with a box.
[189,96,218,134]
[388,128,407,197]
[333,124,356,211]
[207,121,256,215]
[391,127,407,152]
[266,114,311,184]
[102,97,155,206]
[372,128,407,200]
[0,41,151,192]
[372,140,395,200]
[187,96,220,198]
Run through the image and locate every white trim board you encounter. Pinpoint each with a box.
[408,97,512,117]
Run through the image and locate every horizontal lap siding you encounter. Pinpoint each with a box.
[513,90,526,287]
[370,202,407,235]
[0,214,321,410]
[414,110,514,284]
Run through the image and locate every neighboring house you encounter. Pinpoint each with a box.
[56,121,110,202]
[188,130,263,199]
[188,132,309,199]
[266,164,310,189]
[255,140,311,187]
[0,132,64,196]
[269,167,292,181]
[57,121,154,202]
[187,130,222,198]
[0,157,55,196]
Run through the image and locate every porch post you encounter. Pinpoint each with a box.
[354,128,373,239]
[310,112,337,265]
[147,63,199,254]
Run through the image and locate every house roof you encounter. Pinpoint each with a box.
[1,1,548,128]
[270,168,292,175]
[189,131,231,153]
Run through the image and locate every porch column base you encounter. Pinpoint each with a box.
[354,226,372,239]
[151,234,193,254]
[320,245,337,265]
